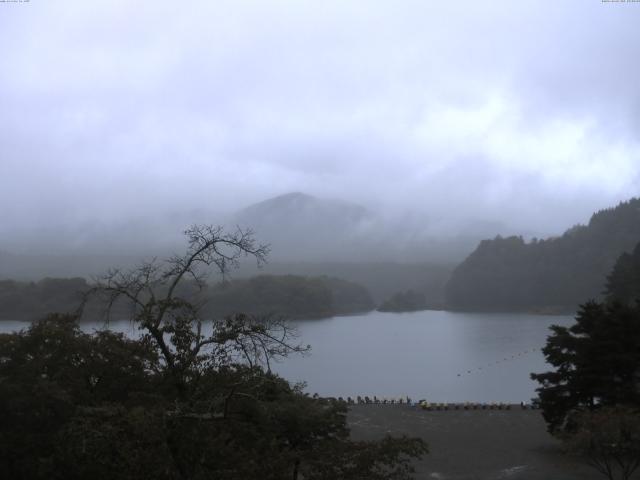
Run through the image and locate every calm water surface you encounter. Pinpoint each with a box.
[276,310,573,403]
[1,310,574,403]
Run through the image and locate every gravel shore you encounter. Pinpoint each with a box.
[348,405,606,480]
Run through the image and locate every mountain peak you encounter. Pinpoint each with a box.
[233,192,374,261]
[237,192,372,219]
[262,191,316,207]
[274,191,315,201]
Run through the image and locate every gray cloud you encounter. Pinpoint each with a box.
[1,0,640,250]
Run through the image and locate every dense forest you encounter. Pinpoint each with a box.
[446,198,640,312]
[0,275,373,321]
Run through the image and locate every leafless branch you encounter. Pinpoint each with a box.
[81,225,305,393]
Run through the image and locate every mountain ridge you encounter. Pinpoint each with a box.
[233,192,376,261]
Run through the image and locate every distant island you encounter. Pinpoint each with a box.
[0,274,374,321]
[204,274,374,319]
[445,198,640,313]
[377,289,428,313]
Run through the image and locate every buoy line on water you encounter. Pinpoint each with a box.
[455,347,539,377]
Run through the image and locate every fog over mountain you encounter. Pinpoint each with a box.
[0,190,510,270]
[1,1,640,264]
[234,192,372,260]
[234,192,522,262]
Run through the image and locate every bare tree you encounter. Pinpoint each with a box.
[83,224,308,392]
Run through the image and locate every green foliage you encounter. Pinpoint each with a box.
[531,301,640,434]
[377,290,427,312]
[0,315,426,480]
[446,198,640,311]
[0,314,160,479]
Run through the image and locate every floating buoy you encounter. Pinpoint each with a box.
[455,345,543,379]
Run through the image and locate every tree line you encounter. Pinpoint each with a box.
[446,198,640,312]
[0,274,374,322]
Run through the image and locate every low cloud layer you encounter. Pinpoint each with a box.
[1,0,639,251]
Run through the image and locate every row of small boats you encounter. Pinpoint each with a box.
[326,395,539,410]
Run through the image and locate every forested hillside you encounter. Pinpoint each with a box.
[445,198,640,312]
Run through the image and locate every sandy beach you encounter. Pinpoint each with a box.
[348,405,608,480]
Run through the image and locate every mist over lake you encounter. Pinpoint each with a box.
[2,2,639,478]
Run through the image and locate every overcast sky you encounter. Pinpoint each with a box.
[1,0,640,242]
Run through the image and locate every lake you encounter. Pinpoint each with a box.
[0,310,574,403]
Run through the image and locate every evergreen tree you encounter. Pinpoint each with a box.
[531,301,640,434]
[605,242,640,305]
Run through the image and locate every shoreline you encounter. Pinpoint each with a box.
[0,306,576,323]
